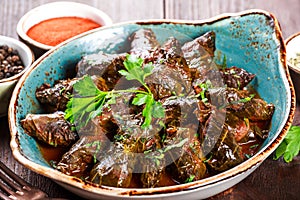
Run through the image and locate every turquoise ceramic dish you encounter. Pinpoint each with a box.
[9,9,295,200]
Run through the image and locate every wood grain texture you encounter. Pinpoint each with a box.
[0,0,164,39]
[165,0,300,38]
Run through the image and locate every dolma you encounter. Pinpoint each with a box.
[220,66,256,89]
[181,31,216,84]
[56,135,104,178]
[36,79,77,112]
[129,28,160,61]
[89,143,135,188]
[76,52,125,90]
[21,112,78,147]
[163,127,207,183]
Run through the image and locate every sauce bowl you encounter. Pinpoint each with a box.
[16,1,113,58]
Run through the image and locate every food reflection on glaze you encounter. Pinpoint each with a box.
[21,29,275,188]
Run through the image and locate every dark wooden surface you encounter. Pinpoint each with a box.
[1,1,300,199]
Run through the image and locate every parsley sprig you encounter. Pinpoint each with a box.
[274,125,300,163]
[65,54,165,129]
[120,55,165,128]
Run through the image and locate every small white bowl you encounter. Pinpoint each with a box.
[0,35,34,117]
[286,32,300,103]
[16,1,113,58]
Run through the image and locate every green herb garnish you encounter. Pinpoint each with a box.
[249,144,259,149]
[85,140,101,163]
[237,94,255,103]
[274,125,300,163]
[185,174,195,183]
[162,138,188,152]
[65,54,165,129]
[145,138,188,166]
[198,80,212,103]
[64,76,110,128]
[244,153,251,159]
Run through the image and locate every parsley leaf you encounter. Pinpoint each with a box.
[152,101,165,118]
[73,75,101,96]
[274,125,300,162]
[132,93,148,106]
[140,94,154,128]
[64,76,109,128]
[119,54,153,85]
[132,93,165,128]
[120,54,164,128]
[65,54,165,130]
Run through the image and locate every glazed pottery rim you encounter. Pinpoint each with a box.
[9,9,295,197]
[16,1,113,51]
[0,35,34,83]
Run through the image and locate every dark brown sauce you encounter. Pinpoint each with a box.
[38,141,68,163]
[157,171,178,187]
[239,140,262,157]
[127,172,178,188]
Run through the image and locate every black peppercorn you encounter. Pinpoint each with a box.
[0,45,25,80]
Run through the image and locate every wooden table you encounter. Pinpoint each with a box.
[1,1,300,199]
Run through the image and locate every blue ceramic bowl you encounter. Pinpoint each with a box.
[9,9,295,200]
